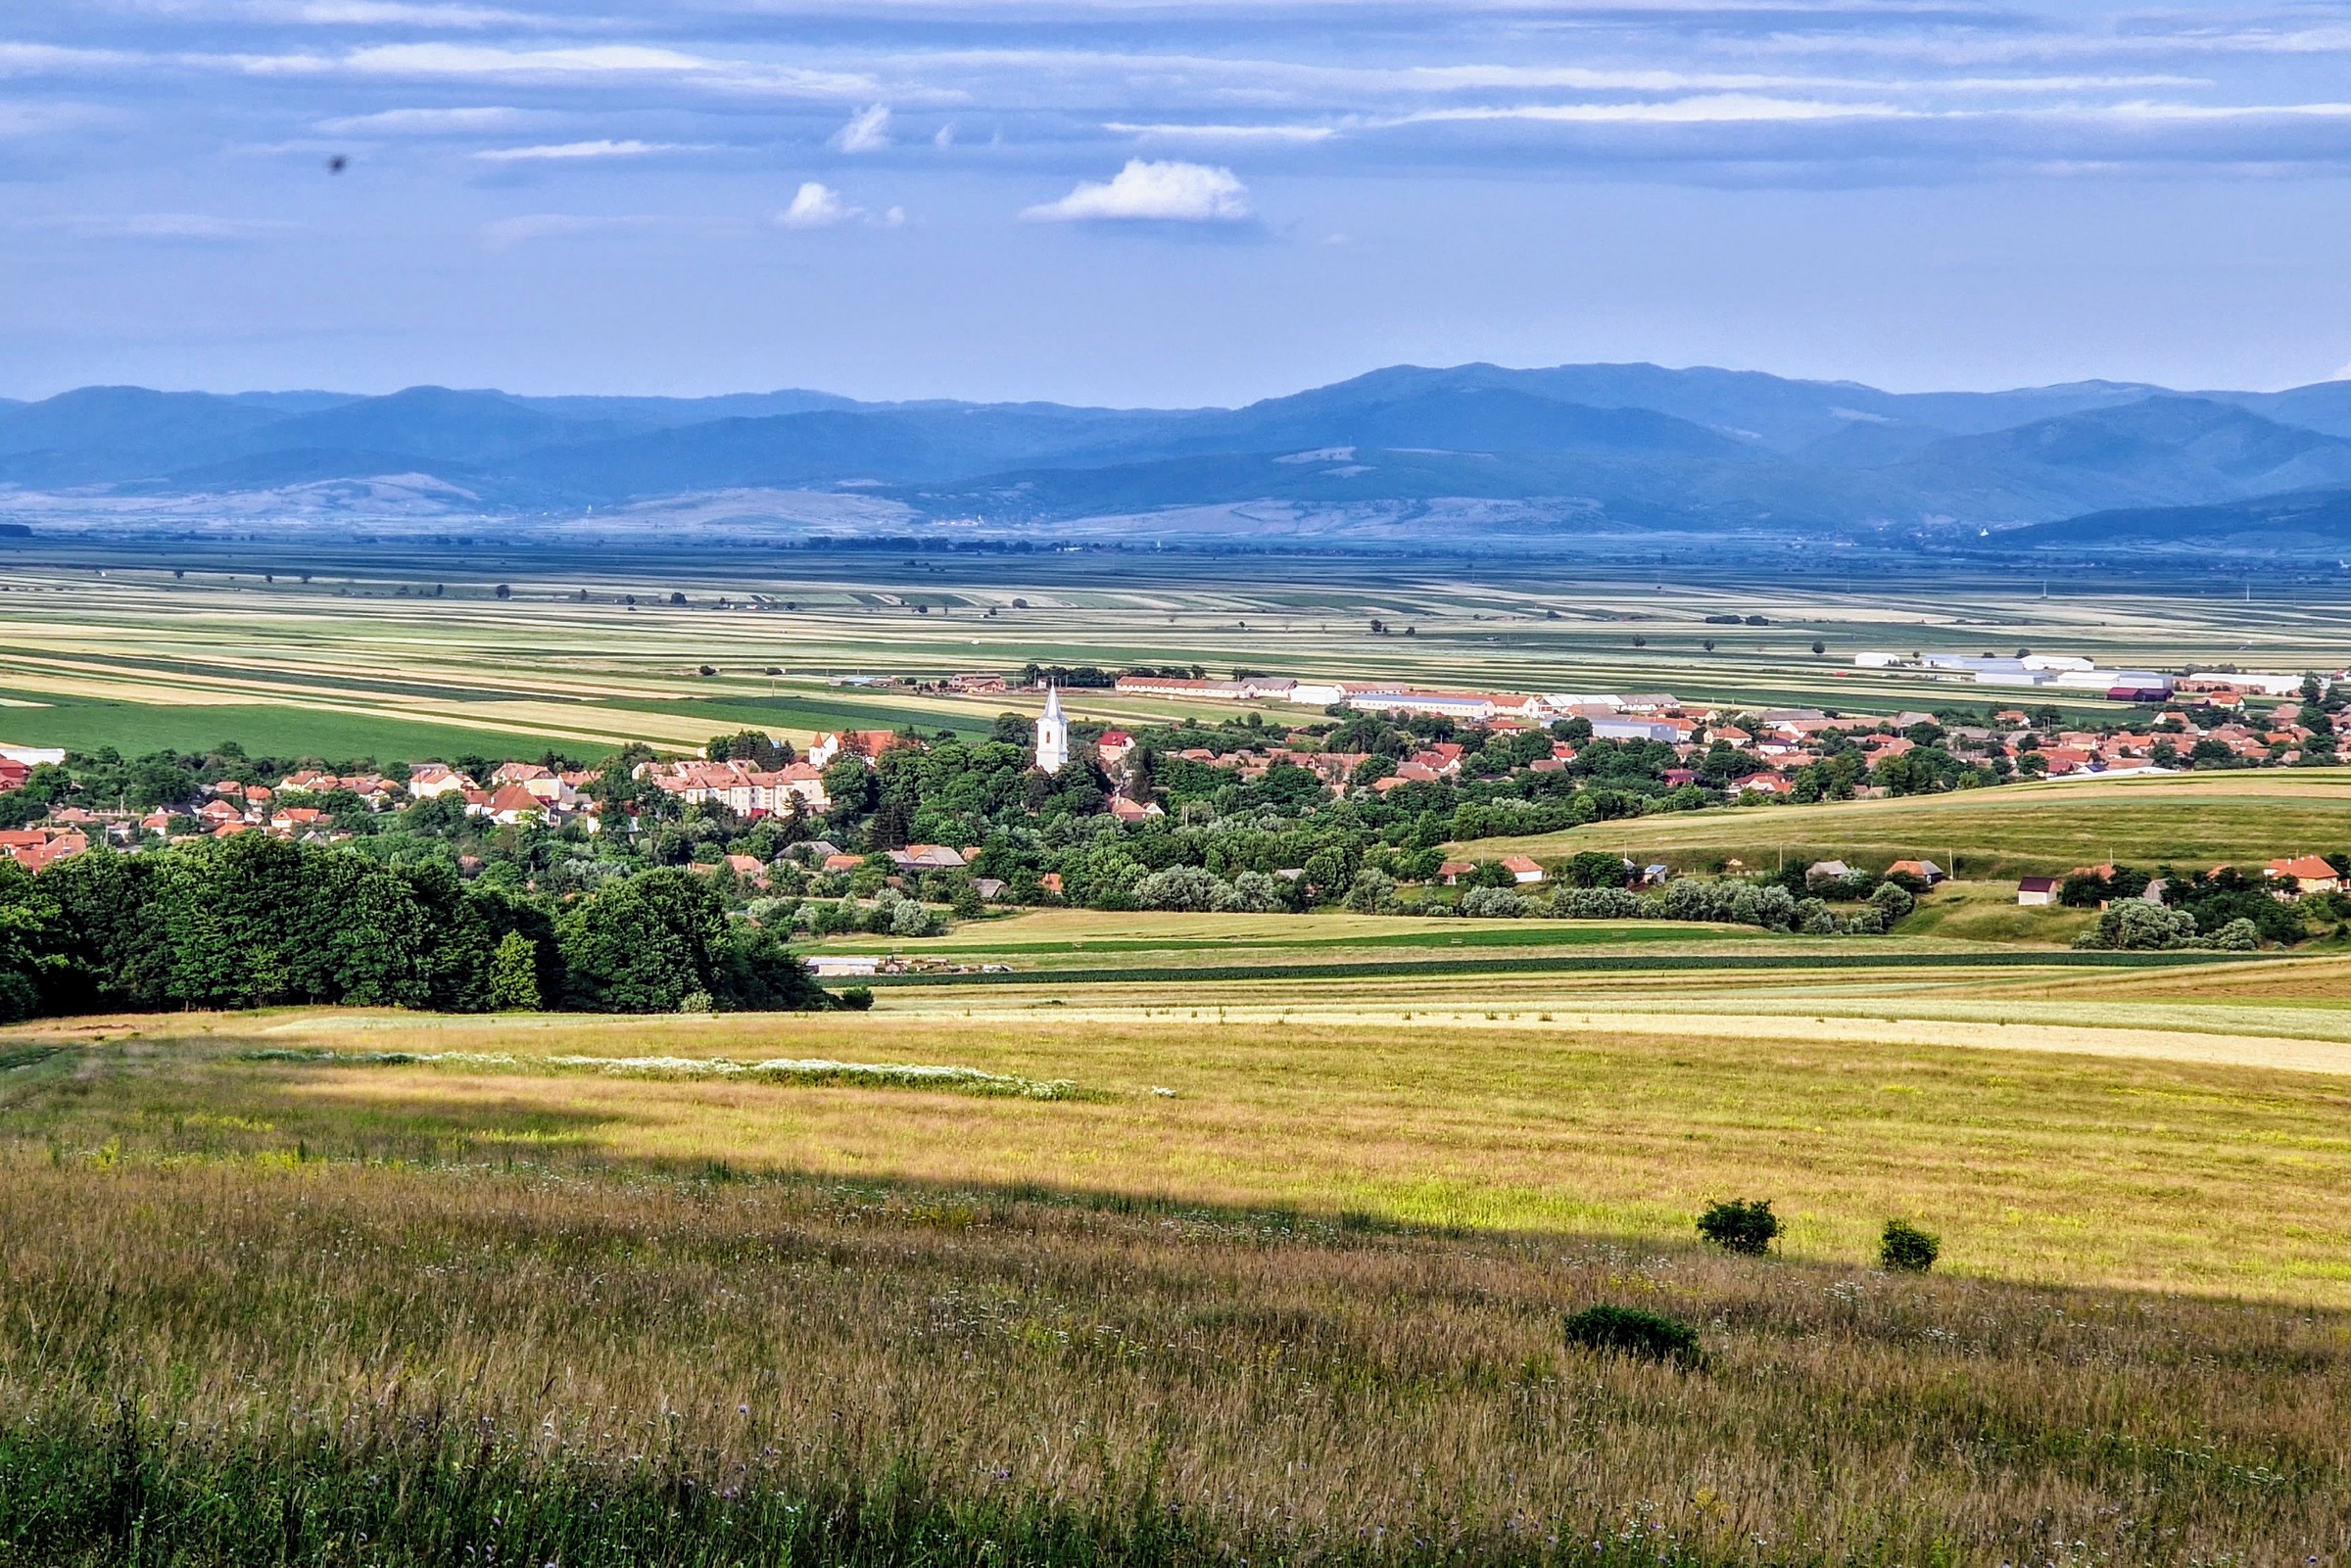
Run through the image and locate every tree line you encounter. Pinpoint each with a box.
[0,834,834,1023]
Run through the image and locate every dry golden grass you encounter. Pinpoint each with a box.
[14,1002,2351,1302]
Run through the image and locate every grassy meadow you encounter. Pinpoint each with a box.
[1463,772,2351,879]
[8,993,2351,1565]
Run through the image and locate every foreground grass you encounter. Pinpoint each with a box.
[3,1155,2349,1567]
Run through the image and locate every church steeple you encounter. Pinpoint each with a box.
[1034,684,1071,774]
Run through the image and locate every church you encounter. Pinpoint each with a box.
[1033,685,1070,774]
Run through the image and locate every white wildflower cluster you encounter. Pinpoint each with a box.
[243,1047,1082,1099]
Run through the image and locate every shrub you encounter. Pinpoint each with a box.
[1459,885,1529,919]
[1562,1305,1701,1366]
[2073,901,2200,951]
[1879,1218,1940,1273]
[1696,1198,1780,1256]
[835,984,875,1011]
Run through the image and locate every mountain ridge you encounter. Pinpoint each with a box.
[5,364,2350,551]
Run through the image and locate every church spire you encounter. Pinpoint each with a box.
[1034,683,1071,774]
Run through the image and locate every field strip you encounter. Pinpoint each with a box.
[877,999,2351,1077]
[870,950,2239,988]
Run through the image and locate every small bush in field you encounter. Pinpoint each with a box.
[1697,1198,1780,1256]
[1562,1305,1701,1366]
[1880,1218,1941,1273]
[836,985,876,1011]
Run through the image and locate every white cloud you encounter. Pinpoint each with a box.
[315,105,521,134]
[1397,95,1915,126]
[235,42,884,99]
[474,137,700,161]
[833,103,891,151]
[774,182,905,228]
[274,0,535,25]
[934,120,955,148]
[1107,121,1335,143]
[0,43,140,76]
[1022,159,1250,223]
[777,180,853,226]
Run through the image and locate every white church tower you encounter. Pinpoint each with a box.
[1034,685,1071,774]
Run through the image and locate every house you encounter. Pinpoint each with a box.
[1804,860,1855,885]
[1107,795,1163,823]
[1436,860,1476,886]
[724,853,770,887]
[2264,855,2341,895]
[888,844,967,871]
[1888,859,1946,885]
[821,853,864,875]
[1039,872,1064,895]
[484,784,547,825]
[198,799,245,826]
[2016,876,2059,906]
[806,955,881,978]
[1095,730,1135,765]
[1729,773,1790,797]
[1500,855,1546,885]
[406,763,478,799]
[973,878,1007,901]
[807,730,916,767]
[946,672,1009,694]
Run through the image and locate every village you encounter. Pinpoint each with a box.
[1,652,2346,946]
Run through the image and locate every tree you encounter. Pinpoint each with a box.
[487,930,542,1012]
[0,860,63,1022]
[557,868,726,1014]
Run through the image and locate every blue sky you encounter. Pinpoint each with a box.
[4,0,2351,404]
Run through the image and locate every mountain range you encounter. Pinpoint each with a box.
[9,364,2351,553]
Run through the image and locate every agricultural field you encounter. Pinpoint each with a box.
[3,537,2350,764]
[7,976,2351,1566]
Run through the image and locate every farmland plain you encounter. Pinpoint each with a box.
[4,537,2350,762]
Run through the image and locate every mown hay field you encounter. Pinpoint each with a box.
[12,998,2351,1301]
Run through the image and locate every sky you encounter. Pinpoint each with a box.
[4,0,2351,406]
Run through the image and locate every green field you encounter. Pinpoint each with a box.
[0,690,620,763]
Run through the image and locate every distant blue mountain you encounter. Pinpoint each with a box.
[7,363,2351,550]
